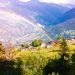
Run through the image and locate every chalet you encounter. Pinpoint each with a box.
[40,42,46,48]
[46,42,53,48]
[29,46,34,49]
[40,41,53,48]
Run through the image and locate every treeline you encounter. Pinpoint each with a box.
[0,38,75,75]
[19,39,43,48]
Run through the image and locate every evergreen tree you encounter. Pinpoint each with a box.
[60,38,70,61]
[58,38,70,75]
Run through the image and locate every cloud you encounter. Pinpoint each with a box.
[0,2,10,7]
[39,0,75,4]
[18,0,31,2]
[14,0,75,4]
[37,23,45,28]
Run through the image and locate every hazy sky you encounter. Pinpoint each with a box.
[0,0,75,4]
[0,0,75,8]
[39,0,70,3]
[18,0,75,4]
[19,0,31,2]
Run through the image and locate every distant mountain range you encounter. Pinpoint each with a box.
[10,0,70,26]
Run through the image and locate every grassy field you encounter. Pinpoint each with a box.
[16,43,75,60]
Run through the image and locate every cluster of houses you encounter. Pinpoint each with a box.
[40,41,53,48]
[67,38,75,44]
[17,38,75,51]
[0,38,75,52]
[18,41,55,51]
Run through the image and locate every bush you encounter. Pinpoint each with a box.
[31,39,42,47]
[16,49,53,75]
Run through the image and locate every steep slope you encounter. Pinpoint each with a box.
[47,18,75,39]
[0,10,51,44]
[47,8,75,39]
[0,0,75,40]
[54,8,75,25]
[0,0,69,26]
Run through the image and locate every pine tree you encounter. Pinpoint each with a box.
[58,38,70,75]
[60,38,70,61]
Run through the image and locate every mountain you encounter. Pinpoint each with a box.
[0,10,51,44]
[46,8,75,39]
[47,18,75,39]
[54,8,75,25]
[0,0,75,41]
[0,0,70,26]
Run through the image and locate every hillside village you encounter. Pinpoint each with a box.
[16,38,75,51]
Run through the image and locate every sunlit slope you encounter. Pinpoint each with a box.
[0,10,51,44]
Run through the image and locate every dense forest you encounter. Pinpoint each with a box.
[0,38,75,75]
